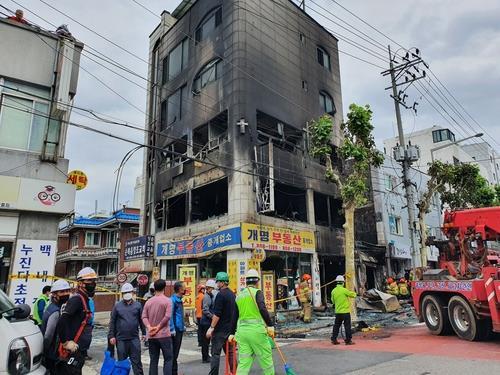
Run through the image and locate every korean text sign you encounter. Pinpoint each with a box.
[241,223,315,253]
[177,265,197,309]
[157,226,241,259]
[8,240,57,305]
[124,235,154,261]
[262,272,275,313]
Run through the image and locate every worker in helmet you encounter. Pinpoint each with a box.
[41,279,71,374]
[398,278,410,298]
[108,283,146,375]
[331,275,357,345]
[33,285,51,326]
[206,272,237,375]
[56,267,97,374]
[232,269,275,375]
[298,274,312,323]
[195,283,206,348]
[387,277,399,296]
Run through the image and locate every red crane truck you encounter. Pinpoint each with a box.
[412,207,500,341]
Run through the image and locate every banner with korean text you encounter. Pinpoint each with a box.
[176,264,198,309]
[262,272,275,313]
[241,223,315,253]
[8,239,57,305]
[157,225,241,259]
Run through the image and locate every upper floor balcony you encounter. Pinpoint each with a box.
[56,247,118,262]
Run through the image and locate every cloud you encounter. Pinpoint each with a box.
[14,0,499,215]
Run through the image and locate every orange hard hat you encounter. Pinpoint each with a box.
[197,284,206,291]
[302,274,311,281]
[387,277,394,284]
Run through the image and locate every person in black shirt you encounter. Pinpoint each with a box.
[206,272,236,375]
[56,267,97,374]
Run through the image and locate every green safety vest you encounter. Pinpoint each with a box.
[32,294,49,325]
[236,287,265,328]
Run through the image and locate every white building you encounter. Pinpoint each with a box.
[359,156,442,276]
[384,126,492,183]
[0,17,82,303]
[462,142,500,185]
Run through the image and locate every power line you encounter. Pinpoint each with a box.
[1,101,347,187]
[324,0,498,150]
[36,0,149,64]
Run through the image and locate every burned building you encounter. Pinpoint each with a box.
[141,0,345,307]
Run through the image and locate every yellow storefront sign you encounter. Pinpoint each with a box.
[228,260,238,293]
[262,272,275,313]
[177,264,197,309]
[241,223,315,253]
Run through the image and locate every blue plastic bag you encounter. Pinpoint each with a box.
[100,350,131,375]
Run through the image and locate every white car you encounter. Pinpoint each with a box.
[0,289,45,375]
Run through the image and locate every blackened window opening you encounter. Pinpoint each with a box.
[256,111,303,152]
[192,111,228,156]
[314,192,344,228]
[272,183,307,222]
[191,178,228,222]
[314,192,329,226]
[167,193,186,229]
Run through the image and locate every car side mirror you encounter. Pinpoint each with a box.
[14,304,31,320]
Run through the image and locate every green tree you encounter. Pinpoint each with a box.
[418,161,496,266]
[309,104,383,319]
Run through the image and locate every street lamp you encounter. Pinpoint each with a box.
[430,133,483,163]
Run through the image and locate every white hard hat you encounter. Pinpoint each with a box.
[121,283,134,293]
[77,267,97,280]
[246,269,260,279]
[335,275,345,282]
[206,279,217,289]
[51,279,71,292]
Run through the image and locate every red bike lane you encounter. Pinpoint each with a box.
[289,324,500,362]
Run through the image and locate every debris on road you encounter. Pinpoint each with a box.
[356,289,400,313]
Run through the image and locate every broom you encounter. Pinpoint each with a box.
[272,338,298,375]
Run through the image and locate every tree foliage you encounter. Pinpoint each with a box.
[309,104,383,208]
[426,161,496,210]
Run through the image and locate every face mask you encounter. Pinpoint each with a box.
[123,293,133,301]
[58,295,70,305]
[84,282,96,297]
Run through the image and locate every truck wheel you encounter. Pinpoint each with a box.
[448,296,489,341]
[421,295,451,335]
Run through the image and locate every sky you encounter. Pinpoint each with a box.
[6,0,500,215]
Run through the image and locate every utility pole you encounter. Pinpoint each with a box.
[382,46,428,269]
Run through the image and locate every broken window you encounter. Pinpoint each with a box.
[314,192,329,226]
[192,111,228,157]
[193,123,209,155]
[257,111,303,152]
[192,59,222,94]
[154,201,164,230]
[191,178,228,222]
[329,198,344,228]
[160,135,188,169]
[272,183,307,222]
[167,193,186,229]
[314,192,344,228]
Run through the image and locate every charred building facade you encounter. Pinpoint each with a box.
[142,0,345,307]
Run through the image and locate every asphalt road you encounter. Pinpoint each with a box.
[84,323,500,374]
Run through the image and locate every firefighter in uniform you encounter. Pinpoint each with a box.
[299,274,312,323]
[233,269,275,375]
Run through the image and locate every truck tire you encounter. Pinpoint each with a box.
[448,296,490,341]
[421,294,451,335]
